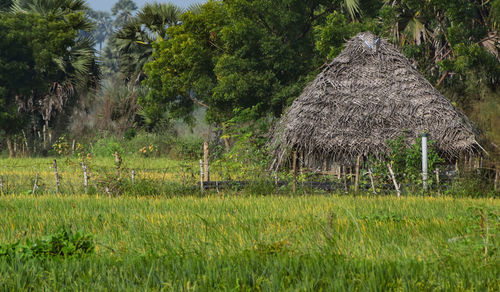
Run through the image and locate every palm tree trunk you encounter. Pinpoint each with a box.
[6,136,15,158]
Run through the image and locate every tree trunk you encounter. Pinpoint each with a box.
[6,136,15,158]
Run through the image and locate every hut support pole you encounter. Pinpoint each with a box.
[354,155,361,192]
[422,133,428,191]
[342,165,348,193]
[435,168,441,196]
[292,151,297,194]
[387,163,400,197]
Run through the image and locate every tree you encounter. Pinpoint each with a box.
[0,0,12,11]
[3,0,100,155]
[112,0,137,28]
[112,2,184,83]
[144,0,343,125]
[87,9,113,51]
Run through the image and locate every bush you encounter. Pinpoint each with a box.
[91,137,124,157]
[0,229,95,260]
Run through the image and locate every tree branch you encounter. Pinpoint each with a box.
[188,93,209,109]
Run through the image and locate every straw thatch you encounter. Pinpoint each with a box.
[271,32,482,170]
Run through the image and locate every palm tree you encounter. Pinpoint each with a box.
[87,9,114,51]
[114,2,184,83]
[11,0,100,145]
[112,0,138,28]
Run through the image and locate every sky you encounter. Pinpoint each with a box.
[87,0,204,12]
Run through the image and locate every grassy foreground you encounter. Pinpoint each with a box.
[0,194,498,291]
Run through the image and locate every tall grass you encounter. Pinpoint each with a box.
[0,194,498,290]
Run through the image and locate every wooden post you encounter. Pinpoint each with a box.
[203,141,210,182]
[81,162,88,194]
[435,168,441,196]
[292,151,297,194]
[131,170,135,185]
[53,159,60,194]
[72,139,76,155]
[387,163,400,197]
[337,164,341,180]
[495,165,499,192]
[32,174,39,195]
[114,151,122,177]
[274,172,279,195]
[354,155,361,192]
[0,176,3,194]
[368,168,376,194]
[199,159,204,193]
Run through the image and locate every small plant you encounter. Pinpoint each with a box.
[52,135,71,156]
[138,144,158,157]
[0,229,95,260]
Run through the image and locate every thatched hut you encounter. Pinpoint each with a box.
[271,32,482,171]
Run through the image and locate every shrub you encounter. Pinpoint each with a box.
[0,229,95,260]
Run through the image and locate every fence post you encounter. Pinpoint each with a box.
[81,162,88,194]
[354,155,361,192]
[53,159,60,194]
[131,170,135,185]
[387,163,400,197]
[0,176,3,194]
[495,164,499,192]
[422,133,428,191]
[435,167,441,196]
[368,167,376,194]
[32,174,39,195]
[203,141,210,182]
[199,159,204,193]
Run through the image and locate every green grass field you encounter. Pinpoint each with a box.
[0,193,498,290]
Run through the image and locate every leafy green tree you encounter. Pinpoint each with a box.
[144,0,344,125]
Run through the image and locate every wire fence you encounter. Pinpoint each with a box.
[0,157,498,196]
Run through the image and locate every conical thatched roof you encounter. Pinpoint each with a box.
[271,32,482,170]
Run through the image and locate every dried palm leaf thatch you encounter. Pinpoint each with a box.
[271,32,482,171]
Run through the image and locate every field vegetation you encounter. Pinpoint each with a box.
[0,193,498,290]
